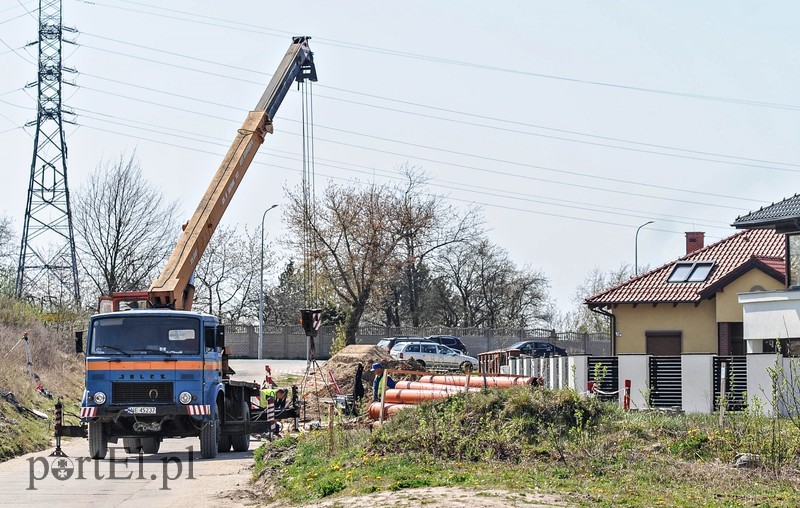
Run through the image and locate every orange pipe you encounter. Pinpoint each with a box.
[393,381,480,392]
[383,389,455,404]
[418,374,536,388]
[368,402,415,420]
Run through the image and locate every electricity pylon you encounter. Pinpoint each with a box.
[15,0,80,306]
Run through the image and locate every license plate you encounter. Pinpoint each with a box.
[130,407,156,414]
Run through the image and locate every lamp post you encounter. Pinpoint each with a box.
[635,220,654,276]
[258,204,278,360]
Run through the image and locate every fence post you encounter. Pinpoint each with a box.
[249,326,258,358]
[719,362,727,425]
[624,379,631,410]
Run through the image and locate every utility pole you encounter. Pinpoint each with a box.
[259,204,278,360]
[16,0,80,306]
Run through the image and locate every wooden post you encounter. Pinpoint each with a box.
[379,371,387,424]
[379,368,426,423]
[328,403,334,453]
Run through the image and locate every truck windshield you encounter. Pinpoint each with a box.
[90,315,202,355]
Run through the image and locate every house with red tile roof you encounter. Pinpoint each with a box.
[585,229,785,356]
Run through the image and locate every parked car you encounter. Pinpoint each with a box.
[389,341,478,371]
[425,335,468,354]
[376,336,433,353]
[507,340,568,357]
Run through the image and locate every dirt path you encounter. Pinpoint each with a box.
[258,486,568,507]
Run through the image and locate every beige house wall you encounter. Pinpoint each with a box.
[714,269,784,322]
[614,300,717,354]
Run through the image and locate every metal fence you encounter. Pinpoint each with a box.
[225,324,611,359]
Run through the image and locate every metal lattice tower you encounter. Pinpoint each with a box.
[15,0,80,305]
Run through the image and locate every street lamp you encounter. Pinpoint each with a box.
[635,220,654,276]
[259,204,279,360]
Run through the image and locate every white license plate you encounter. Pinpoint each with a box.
[130,407,156,414]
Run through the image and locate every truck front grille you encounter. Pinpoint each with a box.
[112,382,173,404]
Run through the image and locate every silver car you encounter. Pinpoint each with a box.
[390,341,478,371]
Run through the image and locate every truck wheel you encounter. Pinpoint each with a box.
[89,421,108,460]
[218,434,231,453]
[200,409,219,459]
[230,397,250,452]
[141,437,160,454]
[123,437,141,454]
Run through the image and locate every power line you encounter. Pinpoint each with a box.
[74,34,800,172]
[78,116,732,237]
[72,109,742,230]
[75,0,800,111]
[73,79,770,206]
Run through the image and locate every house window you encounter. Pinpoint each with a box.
[788,234,800,287]
[667,261,714,283]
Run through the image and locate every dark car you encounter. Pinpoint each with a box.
[507,340,568,357]
[376,336,433,353]
[425,335,468,354]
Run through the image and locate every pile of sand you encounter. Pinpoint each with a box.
[319,345,393,397]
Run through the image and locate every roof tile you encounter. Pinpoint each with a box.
[586,228,785,307]
[733,194,800,228]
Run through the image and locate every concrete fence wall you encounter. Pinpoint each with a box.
[226,324,611,360]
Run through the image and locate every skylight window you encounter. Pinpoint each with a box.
[667,261,714,283]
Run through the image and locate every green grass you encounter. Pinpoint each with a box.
[253,387,800,507]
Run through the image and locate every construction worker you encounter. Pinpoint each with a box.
[370,362,396,401]
[260,387,277,409]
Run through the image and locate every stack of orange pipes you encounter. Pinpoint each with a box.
[369,374,537,421]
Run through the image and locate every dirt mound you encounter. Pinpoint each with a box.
[318,345,394,397]
[302,345,424,400]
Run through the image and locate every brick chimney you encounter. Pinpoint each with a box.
[685,232,705,255]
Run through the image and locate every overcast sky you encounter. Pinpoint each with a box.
[1,1,798,315]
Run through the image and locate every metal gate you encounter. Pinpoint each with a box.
[588,357,619,401]
[649,356,682,409]
[713,356,747,411]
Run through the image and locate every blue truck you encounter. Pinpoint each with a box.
[76,36,315,459]
[78,309,267,459]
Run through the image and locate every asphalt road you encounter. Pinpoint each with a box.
[1,359,314,507]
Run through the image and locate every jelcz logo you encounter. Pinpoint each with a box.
[27,446,195,491]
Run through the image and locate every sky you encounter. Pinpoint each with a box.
[1,1,799,316]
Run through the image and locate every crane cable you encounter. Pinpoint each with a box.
[300,78,317,307]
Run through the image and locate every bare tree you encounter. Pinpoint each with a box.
[561,264,634,333]
[285,180,406,345]
[193,225,262,323]
[434,238,552,328]
[0,215,16,297]
[73,153,179,302]
[433,240,482,326]
[382,166,481,327]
